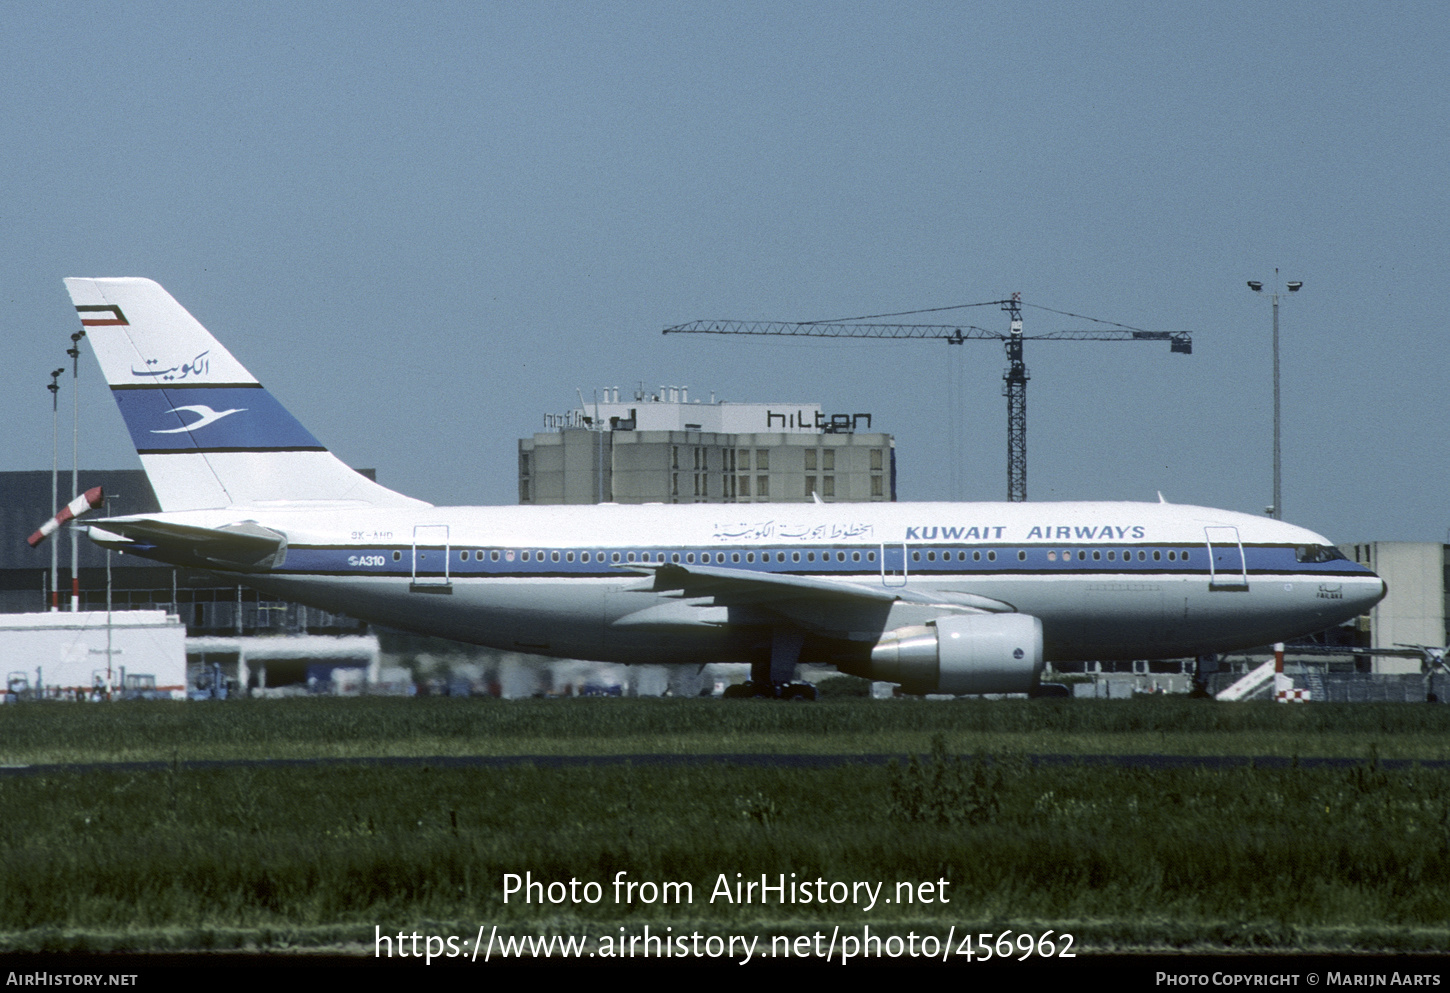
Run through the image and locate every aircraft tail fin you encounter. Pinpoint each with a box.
[63,277,428,512]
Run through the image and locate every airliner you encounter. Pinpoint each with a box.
[62,278,1385,698]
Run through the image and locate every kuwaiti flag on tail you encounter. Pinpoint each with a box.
[75,304,128,326]
[28,486,104,547]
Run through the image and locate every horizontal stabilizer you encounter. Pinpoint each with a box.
[88,517,288,571]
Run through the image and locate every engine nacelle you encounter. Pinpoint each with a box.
[863,613,1044,695]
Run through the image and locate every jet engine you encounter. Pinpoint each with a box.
[859,613,1043,695]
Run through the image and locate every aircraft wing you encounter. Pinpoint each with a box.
[618,561,1014,635]
[87,517,288,571]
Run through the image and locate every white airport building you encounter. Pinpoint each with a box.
[0,609,186,699]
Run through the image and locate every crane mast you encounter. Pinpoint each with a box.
[663,297,1191,502]
[1001,293,1028,502]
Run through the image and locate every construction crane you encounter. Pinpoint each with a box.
[663,294,1191,502]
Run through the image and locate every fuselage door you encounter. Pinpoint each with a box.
[1204,526,1248,591]
[412,524,451,591]
[880,543,907,587]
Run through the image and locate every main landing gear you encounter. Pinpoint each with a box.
[723,680,819,700]
[1188,653,1218,698]
[722,627,818,700]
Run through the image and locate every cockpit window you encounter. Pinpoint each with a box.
[1295,544,1347,563]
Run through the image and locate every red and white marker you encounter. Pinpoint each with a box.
[27,486,104,547]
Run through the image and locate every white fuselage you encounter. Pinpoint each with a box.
[108,499,1385,667]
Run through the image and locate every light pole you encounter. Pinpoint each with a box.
[47,368,64,610]
[67,329,85,611]
[1246,271,1302,521]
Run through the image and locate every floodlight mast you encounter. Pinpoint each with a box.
[663,297,1192,502]
[1247,270,1302,521]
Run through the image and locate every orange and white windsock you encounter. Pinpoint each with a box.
[28,486,104,547]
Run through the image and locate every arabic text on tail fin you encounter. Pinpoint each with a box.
[63,277,428,512]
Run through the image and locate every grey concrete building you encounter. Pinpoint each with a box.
[519,387,895,505]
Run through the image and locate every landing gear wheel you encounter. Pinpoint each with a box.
[722,680,818,700]
[780,682,818,701]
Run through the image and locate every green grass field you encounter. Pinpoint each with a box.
[4,692,1450,765]
[2,695,1448,955]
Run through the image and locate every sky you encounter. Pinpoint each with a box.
[2,1,1447,543]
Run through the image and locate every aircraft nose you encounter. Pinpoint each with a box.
[1355,576,1388,612]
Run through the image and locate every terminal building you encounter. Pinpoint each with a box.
[518,386,896,505]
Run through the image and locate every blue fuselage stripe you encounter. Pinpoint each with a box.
[265,543,1374,581]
